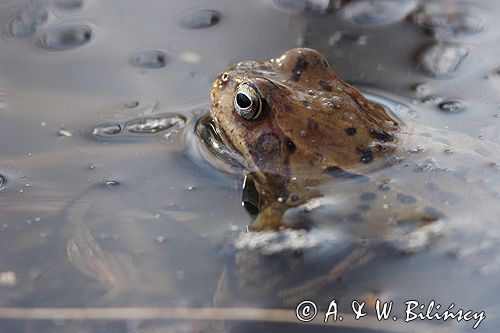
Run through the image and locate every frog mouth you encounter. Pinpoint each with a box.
[194,113,247,171]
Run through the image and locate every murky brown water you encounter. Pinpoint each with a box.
[1,0,500,332]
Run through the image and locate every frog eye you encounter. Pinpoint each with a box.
[234,82,262,121]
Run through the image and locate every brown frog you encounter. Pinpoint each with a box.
[209,48,455,305]
[211,48,403,230]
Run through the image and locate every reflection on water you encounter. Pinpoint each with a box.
[1,0,500,332]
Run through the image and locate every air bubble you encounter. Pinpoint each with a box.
[421,95,443,105]
[179,9,220,29]
[93,123,122,137]
[419,43,468,78]
[0,175,6,188]
[125,115,186,134]
[8,5,48,38]
[414,3,485,38]
[103,180,119,187]
[439,100,464,113]
[130,50,167,69]
[38,24,93,51]
[272,0,331,14]
[53,0,85,11]
[125,100,140,108]
[344,0,418,26]
[412,83,429,97]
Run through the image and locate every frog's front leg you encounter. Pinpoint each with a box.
[241,173,289,231]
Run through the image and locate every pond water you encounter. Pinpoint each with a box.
[1,0,500,332]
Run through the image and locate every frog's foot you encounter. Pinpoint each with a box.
[278,246,376,306]
[250,203,289,231]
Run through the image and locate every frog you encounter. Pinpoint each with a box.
[211,47,432,231]
[208,48,500,305]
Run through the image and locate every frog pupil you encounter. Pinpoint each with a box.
[236,93,252,109]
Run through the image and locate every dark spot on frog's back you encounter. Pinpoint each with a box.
[370,129,394,142]
[292,55,309,81]
[319,80,332,92]
[285,138,296,153]
[396,193,417,204]
[345,127,357,136]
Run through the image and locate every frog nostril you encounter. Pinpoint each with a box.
[236,93,252,109]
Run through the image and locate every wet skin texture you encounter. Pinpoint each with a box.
[210,48,400,230]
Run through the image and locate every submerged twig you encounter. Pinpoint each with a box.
[0,307,455,333]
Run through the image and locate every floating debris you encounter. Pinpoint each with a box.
[0,271,16,287]
[57,128,73,137]
[180,51,202,64]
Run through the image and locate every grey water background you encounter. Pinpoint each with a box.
[1,0,500,332]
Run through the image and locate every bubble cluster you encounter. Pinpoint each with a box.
[413,3,485,38]
[412,3,487,80]
[5,0,92,52]
[93,114,186,139]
